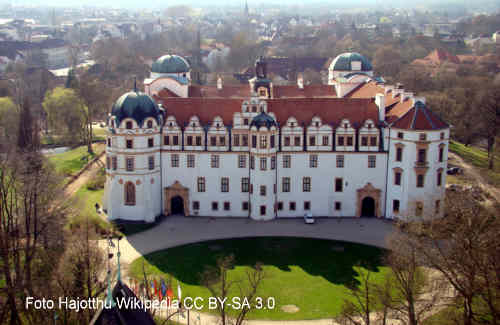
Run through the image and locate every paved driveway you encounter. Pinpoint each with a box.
[113,217,395,265]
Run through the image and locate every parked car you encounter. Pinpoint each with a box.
[447,167,463,175]
[304,213,315,224]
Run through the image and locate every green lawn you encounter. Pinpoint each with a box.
[449,140,500,186]
[130,237,390,321]
[48,144,104,178]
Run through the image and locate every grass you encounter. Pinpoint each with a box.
[449,140,500,186]
[48,144,104,178]
[130,237,390,321]
[114,221,158,237]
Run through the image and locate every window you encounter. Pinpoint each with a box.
[368,155,376,168]
[303,177,311,192]
[437,171,442,186]
[338,136,345,146]
[270,135,275,148]
[148,156,154,170]
[241,177,249,192]
[187,154,195,168]
[238,155,246,168]
[173,136,179,145]
[260,205,266,215]
[322,136,329,146]
[418,149,426,163]
[282,177,291,192]
[171,154,179,167]
[196,136,202,146]
[234,134,240,146]
[107,138,111,147]
[147,120,153,128]
[419,133,427,141]
[193,201,200,210]
[242,202,249,211]
[361,136,368,146]
[336,155,344,168]
[440,132,445,140]
[260,157,267,170]
[415,202,423,217]
[106,157,110,169]
[304,201,311,210]
[126,157,134,171]
[397,132,404,139]
[224,202,231,211]
[393,200,400,213]
[370,137,377,146]
[335,178,343,192]
[187,136,193,146]
[347,136,353,146]
[294,136,301,146]
[271,156,276,170]
[335,201,341,211]
[126,121,133,129]
[435,200,440,214]
[309,154,318,168]
[210,136,216,146]
[220,136,226,146]
[284,136,290,146]
[250,156,255,169]
[439,147,444,162]
[124,182,135,205]
[112,156,117,170]
[417,174,424,188]
[126,139,133,149]
[242,135,248,146]
[148,138,154,148]
[212,202,218,211]
[211,155,220,168]
[283,155,291,168]
[164,135,170,145]
[260,135,267,148]
[197,177,205,192]
[221,177,229,192]
[252,135,257,148]
[260,185,266,196]
[252,105,257,112]
[309,136,316,146]
[289,202,296,211]
[243,118,249,126]
[396,147,403,162]
[395,171,402,186]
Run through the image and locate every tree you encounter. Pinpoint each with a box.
[477,85,500,169]
[0,97,19,150]
[200,255,266,325]
[42,87,87,145]
[372,46,402,79]
[17,97,39,152]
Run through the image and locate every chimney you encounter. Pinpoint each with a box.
[392,88,404,99]
[401,92,413,103]
[297,73,304,89]
[384,85,394,95]
[412,96,426,106]
[217,75,223,90]
[375,93,385,122]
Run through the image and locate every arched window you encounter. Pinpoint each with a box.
[125,182,136,206]
[147,120,153,128]
[126,121,133,129]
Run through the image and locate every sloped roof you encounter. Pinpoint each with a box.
[345,81,384,98]
[329,52,373,71]
[391,101,448,130]
[273,85,337,98]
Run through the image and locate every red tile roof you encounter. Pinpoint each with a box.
[391,102,448,130]
[158,97,379,127]
[273,85,337,98]
[188,85,250,98]
[346,81,384,98]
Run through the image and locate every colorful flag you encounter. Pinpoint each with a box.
[150,280,155,297]
[166,286,173,306]
[161,279,167,297]
[177,283,182,301]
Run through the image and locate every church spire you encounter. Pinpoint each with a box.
[244,0,249,18]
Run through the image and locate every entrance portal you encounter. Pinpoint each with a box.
[361,197,375,217]
[171,196,184,215]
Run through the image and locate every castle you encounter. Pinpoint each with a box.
[103,53,449,222]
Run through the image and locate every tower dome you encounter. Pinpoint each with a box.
[329,52,373,72]
[151,54,190,74]
[111,90,162,127]
[250,112,277,129]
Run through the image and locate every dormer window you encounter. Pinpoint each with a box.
[147,120,153,128]
[315,122,319,127]
[126,139,133,149]
[244,118,249,125]
[419,133,427,141]
[344,123,348,128]
[126,121,133,129]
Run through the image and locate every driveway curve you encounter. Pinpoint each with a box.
[113,216,394,265]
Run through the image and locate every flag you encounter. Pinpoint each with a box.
[177,283,182,301]
[166,286,173,307]
[150,280,155,297]
[154,279,158,298]
[161,279,167,297]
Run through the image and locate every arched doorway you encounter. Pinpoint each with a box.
[361,197,375,217]
[171,196,184,215]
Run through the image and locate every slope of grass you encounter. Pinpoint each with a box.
[130,237,391,321]
[48,144,104,178]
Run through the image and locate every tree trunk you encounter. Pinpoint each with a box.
[488,136,495,170]
[87,113,93,154]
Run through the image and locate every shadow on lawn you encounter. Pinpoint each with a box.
[141,237,387,287]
